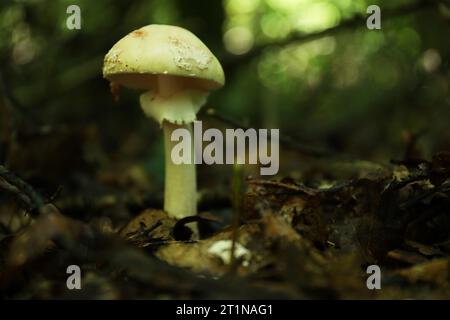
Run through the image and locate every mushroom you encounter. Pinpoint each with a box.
[102,25,225,222]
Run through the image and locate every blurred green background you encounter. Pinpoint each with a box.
[0,0,449,190]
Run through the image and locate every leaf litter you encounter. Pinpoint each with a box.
[1,130,450,299]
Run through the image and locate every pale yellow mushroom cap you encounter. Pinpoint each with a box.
[102,24,225,91]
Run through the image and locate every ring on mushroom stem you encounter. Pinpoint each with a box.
[102,24,225,230]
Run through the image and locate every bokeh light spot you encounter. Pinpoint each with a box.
[224,26,255,55]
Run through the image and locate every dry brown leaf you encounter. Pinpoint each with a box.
[396,258,449,287]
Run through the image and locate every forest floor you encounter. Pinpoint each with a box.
[0,127,450,299]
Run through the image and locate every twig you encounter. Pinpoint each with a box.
[229,164,244,273]
[0,165,45,211]
[204,108,345,158]
[247,178,318,195]
[141,239,199,247]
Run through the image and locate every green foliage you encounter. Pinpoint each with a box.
[0,0,449,168]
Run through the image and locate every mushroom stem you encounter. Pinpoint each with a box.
[163,121,197,219]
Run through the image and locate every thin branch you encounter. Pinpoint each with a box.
[0,165,45,211]
[204,108,347,158]
[224,0,438,76]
